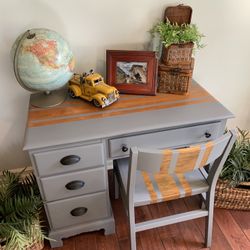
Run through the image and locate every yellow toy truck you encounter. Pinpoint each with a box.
[68,70,119,108]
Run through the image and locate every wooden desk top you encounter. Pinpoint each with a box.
[24,81,234,150]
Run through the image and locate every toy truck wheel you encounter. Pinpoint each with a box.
[93,99,101,108]
[68,89,76,98]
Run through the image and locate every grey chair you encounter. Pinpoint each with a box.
[114,130,236,250]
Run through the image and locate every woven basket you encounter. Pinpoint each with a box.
[158,60,194,95]
[161,42,194,66]
[0,242,43,250]
[0,242,44,250]
[27,242,44,250]
[164,4,192,25]
[215,179,250,210]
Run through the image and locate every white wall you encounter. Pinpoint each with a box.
[0,0,250,170]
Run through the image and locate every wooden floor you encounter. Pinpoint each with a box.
[44,176,250,250]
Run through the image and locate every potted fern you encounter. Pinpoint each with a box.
[0,169,46,250]
[151,20,204,64]
[220,128,250,186]
[215,128,250,210]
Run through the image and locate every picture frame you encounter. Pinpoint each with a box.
[106,50,157,95]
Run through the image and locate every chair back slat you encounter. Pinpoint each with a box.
[137,150,164,173]
[136,132,232,174]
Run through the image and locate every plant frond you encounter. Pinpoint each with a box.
[0,169,45,249]
[150,20,205,51]
[220,128,250,187]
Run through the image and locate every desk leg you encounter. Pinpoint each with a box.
[114,172,120,199]
[48,217,115,248]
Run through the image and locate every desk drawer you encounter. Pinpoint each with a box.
[40,167,106,202]
[33,143,104,176]
[46,192,109,229]
[109,122,221,158]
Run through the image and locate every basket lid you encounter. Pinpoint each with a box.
[159,61,194,71]
[164,4,192,25]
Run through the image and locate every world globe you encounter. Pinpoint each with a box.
[11,28,75,107]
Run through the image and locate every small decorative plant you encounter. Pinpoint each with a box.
[220,128,250,187]
[0,169,45,250]
[151,20,204,51]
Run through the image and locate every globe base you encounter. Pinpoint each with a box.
[30,88,67,108]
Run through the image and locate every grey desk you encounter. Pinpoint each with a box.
[23,82,234,247]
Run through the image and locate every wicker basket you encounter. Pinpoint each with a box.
[215,179,250,210]
[161,42,194,66]
[164,4,192,25]
[158,61,194,95]
[161,5,193,66]
[0,242,43,250]
[27,242,44,250]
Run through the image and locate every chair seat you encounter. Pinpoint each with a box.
[115,158,209,207]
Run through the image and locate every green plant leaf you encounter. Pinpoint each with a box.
[220,128,250,187]
[0,169,45,249]
[150,20,205,51]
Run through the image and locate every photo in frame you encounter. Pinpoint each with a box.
[106,50,157,95]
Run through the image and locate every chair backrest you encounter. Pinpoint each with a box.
[134,131,233,175]
[126,130,236,208]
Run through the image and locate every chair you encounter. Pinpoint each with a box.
[113,130,236,250]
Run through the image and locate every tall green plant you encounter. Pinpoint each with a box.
[220,129,250,187]
[0,169,45,250]
[151,20,204,50]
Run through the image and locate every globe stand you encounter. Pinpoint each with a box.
[30,88,67,108]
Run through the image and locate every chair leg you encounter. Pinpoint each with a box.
[199,193,206,209]
[128,209,136,250]
[114,171,119,199]
[201,201,206,209]
[205,191,215,248]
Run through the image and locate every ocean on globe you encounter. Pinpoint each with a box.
[11,28,75,92]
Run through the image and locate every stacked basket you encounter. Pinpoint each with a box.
[215,180,250,210]
[158,5,194,95]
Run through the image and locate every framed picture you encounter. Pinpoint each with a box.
[106,50,157,95]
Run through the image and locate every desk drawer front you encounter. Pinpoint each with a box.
[109,122,221,158]
[47,192,109,229]
[33,143,104,176]
[40,167,106,202]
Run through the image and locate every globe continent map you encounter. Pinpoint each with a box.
[12,28,75,92]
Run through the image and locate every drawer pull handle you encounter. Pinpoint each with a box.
[205,132,212,138]
[70,207,88,217]
[122,145,128,152]
[65,180,85,190]
[60,155,81,165]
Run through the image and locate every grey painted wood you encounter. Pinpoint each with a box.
[33,143,104,176]
[114,130,236,250]
[115,158,210,207]
[40,167,106,202]
[205,130,237,247]
[46,191,110,229]
[49,217,115,248]
[135,210,209,232]
[109,122,221,158]
[28,138,114,247]
[133,132,232,175]
[23,102,233,151]
[23,82,234,248]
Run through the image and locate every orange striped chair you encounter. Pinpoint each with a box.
[114,130,236,250]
